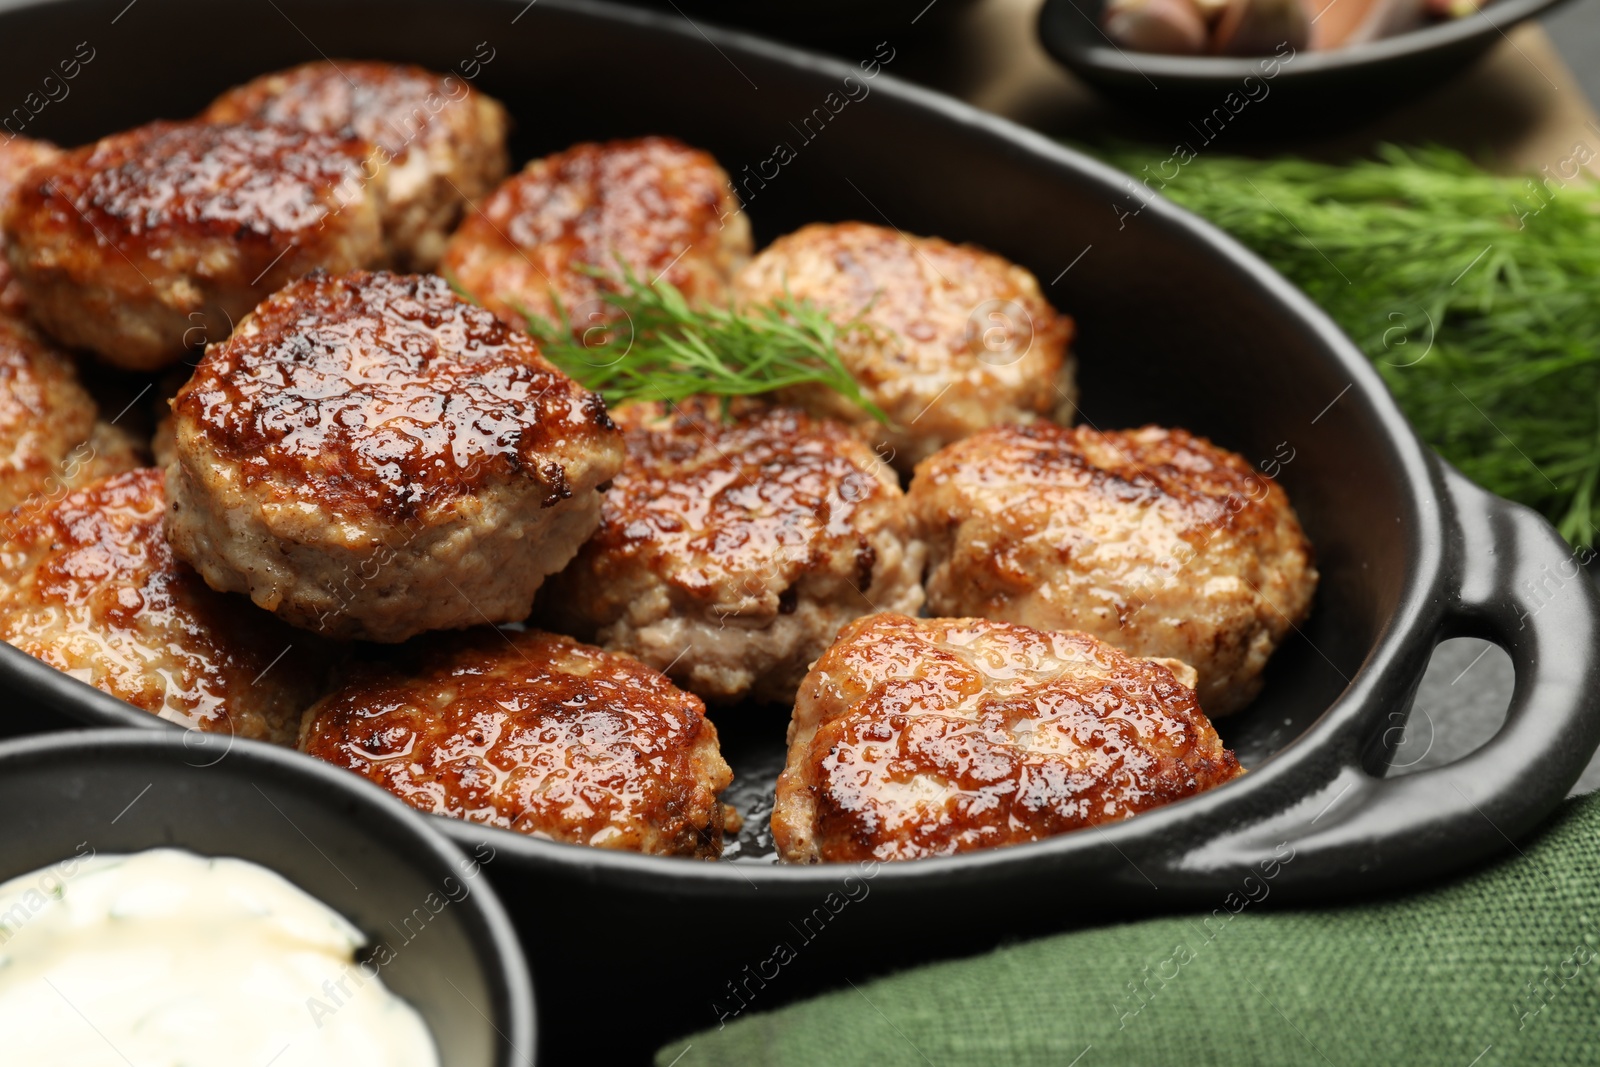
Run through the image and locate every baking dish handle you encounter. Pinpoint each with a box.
[1180,456,1600,893]
[1274,458,1600,888]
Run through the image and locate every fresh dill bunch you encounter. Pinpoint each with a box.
[1094,143,1600,547]
[473,264,889,426]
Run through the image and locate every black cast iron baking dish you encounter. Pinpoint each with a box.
[0,0,1596,1059]
[0,728,537,1065]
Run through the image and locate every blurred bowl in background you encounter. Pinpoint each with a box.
[1038,0,1573,129]
[616,0,981,45]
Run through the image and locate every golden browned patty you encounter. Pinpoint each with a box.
[0,468,328,742]
[204,60,510,271]
[771,613,1242,863]
[732,221,1077,471]
[0,136,61,315]
[166,270,624,643]
[0,314,142,512]
[2,120,385,370]
[541,398,925,704]
[439,136,751,332]
[908,423,1317,715]
[299,628,734,857]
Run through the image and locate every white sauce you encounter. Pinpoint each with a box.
[0,848,441,1067]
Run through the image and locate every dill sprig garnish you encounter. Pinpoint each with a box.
[1095,144,1600,546]
[503,265,889,425]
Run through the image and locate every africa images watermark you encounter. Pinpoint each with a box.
[1513,933,1599,1032]
[1509,129,1597,230]
[710,860,882,1030]
[0,841,96,946]
[723,40,898,223]
[1381,127,1600,368]
[304,838,498,1029]
[1,40,96,141]
[1111,841,1296,1031]
[0,439,104,542]
[1512,540,1597,631]
[1111,42,1299,231]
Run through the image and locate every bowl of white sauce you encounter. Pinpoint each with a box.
[0,728,536,1066]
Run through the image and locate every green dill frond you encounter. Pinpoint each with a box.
[469,262,889,426]
[1093,143,1600,546]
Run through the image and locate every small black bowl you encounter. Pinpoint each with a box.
[1038,0,1574,128]
[616,0,980,44]
[0,729,537,1067]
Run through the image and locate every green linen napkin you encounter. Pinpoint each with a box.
[658,793,1600,1066]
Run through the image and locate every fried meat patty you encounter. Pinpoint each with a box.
[204,60,510,270]
[771,613,1242,862]
[166,271,623,643]
[0,314,141,511]
[540,398,925,704]
[439,136,750,332]
[0,136,61,314]
[299,628,734,857]
[908,423,1317,715]
[0,468,325,742]
[732,221,1076,470]
[2,120,385,369]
